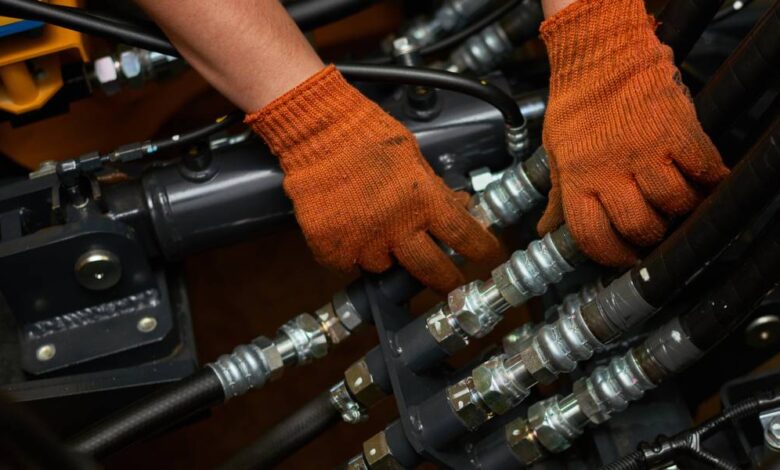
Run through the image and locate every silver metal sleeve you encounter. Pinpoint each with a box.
[207,336,283,399]
[492,232,575,307]
[469,159,545,228]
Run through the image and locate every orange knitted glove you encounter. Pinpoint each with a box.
[246,65,502,292]
[537,0,729,267]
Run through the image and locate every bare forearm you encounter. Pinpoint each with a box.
[542,0,578,17]
[135,0,323,111]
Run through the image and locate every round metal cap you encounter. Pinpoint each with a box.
[74,249,122,290]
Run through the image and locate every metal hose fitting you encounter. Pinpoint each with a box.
[330,380,367,424]
[492,228,576,307]
[507,317,703,464]
[446,22,514,74]
[405,0,497,47]
[207,336,284,399]
[469,157,546,228]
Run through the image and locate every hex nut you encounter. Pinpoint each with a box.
[346,454,369,470]
[279,313,328,363]
[572,377,607,424]
[93,55,121,95]
[425,303,467,354]
[505,417,545,465]
[333,290,363,332]
[448,281,501,338]
[469,167,497,192]
[502,323,536,357]
[119,50,142,79]
[345,358,386,408]
[518,341,557,384]
[362,431,403,470]
[446,377,490,430]
[527,400,571,453]
[315,303,350,345]
[253,336,284,381]
[471,357,515,415]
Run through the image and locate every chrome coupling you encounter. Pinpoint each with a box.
[330,380,367,424]
[425,302,469,354]
[449,279,510,339]
[447,376,492,430]
[472,354,531,414]
[207,336,284,399]
[447,22,514,74]
[278,313,329,365]
[469,159,545,228]
[492,232,575,307]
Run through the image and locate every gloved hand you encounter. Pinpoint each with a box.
[537,0,729,267]
[246,65,502,292]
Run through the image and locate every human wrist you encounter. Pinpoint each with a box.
[542,0,578,17]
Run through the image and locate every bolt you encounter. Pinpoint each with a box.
[36,344,56,361]
[74,249,122,290]
[137,316,158,333]
[766,417,780,451]
[745,315,780,348]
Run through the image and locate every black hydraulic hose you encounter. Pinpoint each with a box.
[336,64,525,127]
[695,1,780,139]
[287,0,379,31]
[629,116,780,310]
[0,0,178,55]
[0,395,96,470]
[713,0,757,22]
[68,368,225,459]
[602,390,780,470]
[656,0,727,65]
[679,218,780,351]
[218,391,340,470]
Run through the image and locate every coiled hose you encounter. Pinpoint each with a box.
[218,391,340,470]
[68,368,224,458]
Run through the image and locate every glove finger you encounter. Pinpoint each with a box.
[452,191,472,208]
[429,198,505,267]
[358,240,394,273]
[673,137,730,188]
[635,158,702,217]
[564,193,637,267]
[394,232,465,293]
[537,158,563,235]
[599,178,667,247]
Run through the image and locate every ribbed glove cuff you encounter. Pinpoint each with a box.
[245,64,367,171]
[540,0,661,89]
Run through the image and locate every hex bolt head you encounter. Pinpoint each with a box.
[36,344,56,362]
[766,417,780,451]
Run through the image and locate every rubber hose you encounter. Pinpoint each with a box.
[218,391,339,470]
[680,217,780,350]
[287,0,378,31]
[656,0,727,64]
[631,116,780,308]
[336,64,525,126]
[695,1,780,138]
[498,0,544,44]
[600,451,644,470]
[68,368,224,458]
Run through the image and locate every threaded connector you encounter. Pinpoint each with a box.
[207,336,284,399]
